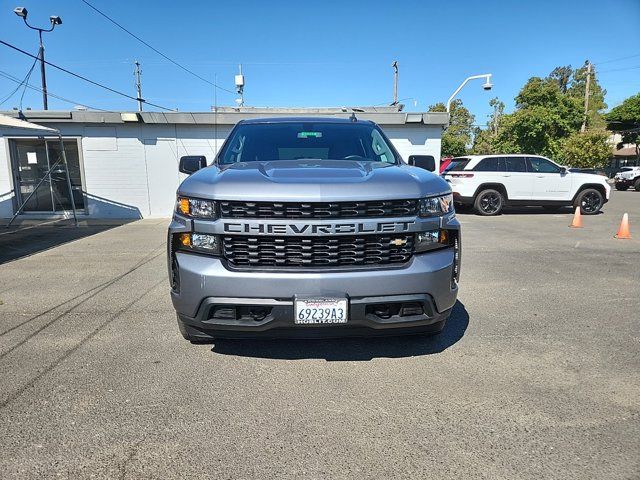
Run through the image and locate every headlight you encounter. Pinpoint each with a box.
[176,197,218,219]
[174,232,220,255]
[415,229,456,253]
[419,193,454,217]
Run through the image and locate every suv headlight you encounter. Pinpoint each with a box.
[419,193,454,217]
[176,197,218,219]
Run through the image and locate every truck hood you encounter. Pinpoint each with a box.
[177,160,451,201]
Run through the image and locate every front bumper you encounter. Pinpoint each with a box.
[615,178,633,188]
[171,248,459,339]
[452,193,474,206]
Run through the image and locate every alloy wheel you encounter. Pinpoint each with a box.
[480,192,501,214]
[581,191,602,213]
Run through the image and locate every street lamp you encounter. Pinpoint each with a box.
[446,74,493,113]
[13,6,62,110]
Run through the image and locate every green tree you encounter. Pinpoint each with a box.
[494,106,568,159]
[471,127,496,155]
[471,97,505,154]
[488,97,505,135]
[568,62,607,129]
[429,99,475,157]
[549,66,573,93]
[561,131,612,168]
[606,93,640,159]
[514,76,583,134]
[469,64,609,161]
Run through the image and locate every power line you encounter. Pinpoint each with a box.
[0,53,39,106]
[0,70,110,111]
[0,39,175,111]
[79,0,236,95]
[18,58,38,111]
[597,64,640,74]
[372,97,414,107]
[593,52,640,66]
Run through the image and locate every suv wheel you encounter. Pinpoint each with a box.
[634,178,640,192]
[474,189,504,216]
[574,188,604,215]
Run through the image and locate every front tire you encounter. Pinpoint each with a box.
[474,189,504,216]
[634,178,640,192]
[574,188,604,215]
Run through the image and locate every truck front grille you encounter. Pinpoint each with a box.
[223,234,414,268]
[219,200,418,219]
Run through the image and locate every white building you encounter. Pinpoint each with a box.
[0,108,448,219]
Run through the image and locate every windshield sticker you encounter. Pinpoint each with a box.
[297,131,323,139]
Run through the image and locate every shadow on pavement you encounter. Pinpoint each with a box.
[0,218,138,264]
[210,300,469,361]
[457,206,603,216]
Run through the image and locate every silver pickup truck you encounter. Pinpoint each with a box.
[168,117,460,341]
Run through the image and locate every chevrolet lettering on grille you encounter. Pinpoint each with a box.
[223,221,415,236]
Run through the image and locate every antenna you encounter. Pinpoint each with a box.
[134,60,143,112]
[235,64,245,107]
[391,60,398,105]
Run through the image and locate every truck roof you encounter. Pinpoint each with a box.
[238,116,375,125]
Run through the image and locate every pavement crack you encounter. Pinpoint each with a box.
[118,438,145,480]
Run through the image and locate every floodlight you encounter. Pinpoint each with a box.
[14,6,28,18]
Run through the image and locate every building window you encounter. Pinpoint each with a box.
[9,138,85,213]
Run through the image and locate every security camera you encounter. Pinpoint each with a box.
[14,6,28,18]
[483,82,493,91]
[50,15,62,25]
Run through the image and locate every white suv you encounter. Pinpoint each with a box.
[614,166,640,191]
[443,154,611,216]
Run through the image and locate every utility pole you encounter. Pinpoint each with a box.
[235,64,245,107]
[492,105,498,136]
[391,61,398,105]
[134,60,143,112]
[581,61,592,133]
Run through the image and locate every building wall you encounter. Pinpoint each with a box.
[1,122,440,219]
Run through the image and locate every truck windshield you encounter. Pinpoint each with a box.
[218,122,398,165]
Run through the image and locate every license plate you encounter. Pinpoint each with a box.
[294,298,348,325]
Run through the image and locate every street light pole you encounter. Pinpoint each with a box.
[37,30,49,110]
[447,73,493,113]
[13,7,62,111]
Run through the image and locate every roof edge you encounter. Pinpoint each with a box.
[0,109,449,127]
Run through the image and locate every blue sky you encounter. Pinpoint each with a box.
[1,0,639,126]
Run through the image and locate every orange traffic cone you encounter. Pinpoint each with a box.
[569,207,583,228]
[615,213,631,239]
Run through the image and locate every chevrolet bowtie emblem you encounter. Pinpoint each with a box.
[390,238,407,246]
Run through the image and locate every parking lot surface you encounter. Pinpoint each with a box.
[1,191,639,479]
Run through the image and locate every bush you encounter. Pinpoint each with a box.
[560,131,612,168]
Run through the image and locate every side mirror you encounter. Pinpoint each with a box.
[179,155,207,174]
[408,155,436,172]
[560,166,567,174]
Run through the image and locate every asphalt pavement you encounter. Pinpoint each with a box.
[0,191,639,479]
